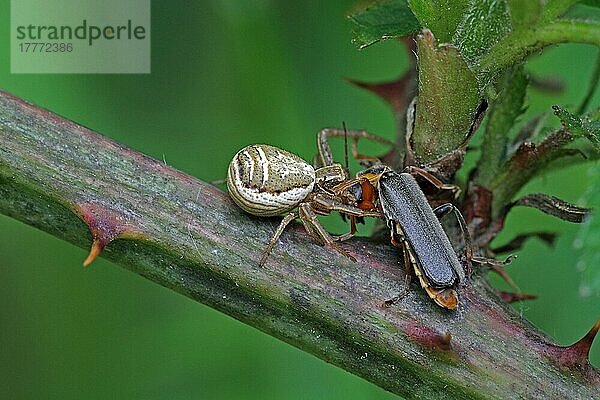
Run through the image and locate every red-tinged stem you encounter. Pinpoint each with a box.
[0,90,598,399]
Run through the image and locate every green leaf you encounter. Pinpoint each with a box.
[508,0,543,29]
[574,163,600,297]
[348,0,421,49]
[582,0,600,6]
[553,105,600,148]
[564,1,600,20]
[407,0,469,43]
[453,0,512,65]
[509,193,591,223]
[487,107,600,214]
[543,0,581,21]
[567,108,600,295]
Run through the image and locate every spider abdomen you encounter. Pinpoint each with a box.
[227,144,316,216]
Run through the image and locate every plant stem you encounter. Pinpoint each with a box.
[542,0,581,22]
[476,66,528,187]
[476,20,600,81]
[0,90,598,399]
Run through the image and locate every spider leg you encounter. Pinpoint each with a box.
[259,212,298,266]
[332,216,357,242]
[310,193,382,242]
[298,203,357,262]
[316,128,394,167]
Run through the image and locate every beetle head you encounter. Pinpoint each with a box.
[356,164,392,184]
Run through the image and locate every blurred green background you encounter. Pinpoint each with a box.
[0,1,598,399]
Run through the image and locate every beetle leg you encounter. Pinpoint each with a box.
[432,203,453,219]
[383,274,412,307]
[433,202,472,276]
[433,203,515,279]
[433,203,472,262]
[383,243,413,307]
[405,165,460,199]
[384,224,413,307]
[388,222,410,274]
[316,128,394,168]
[471,254,516,267]
[432,203,471,279]
[298,203,357,262]
[472,255,518,291]
[448,202,516,268]
[260,212,299,266]
[390,235,403,248]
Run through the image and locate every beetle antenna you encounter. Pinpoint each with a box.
[342,121,349,176]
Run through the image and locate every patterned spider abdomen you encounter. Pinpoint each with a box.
[227,144,316,216]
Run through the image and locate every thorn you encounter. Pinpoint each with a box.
[561,319,600,367]
[544,319,600,371]
[439,332,452,351]
[499,291,537,303]
[406,324,454,353]
[491,265,518,291]
[346,76,410,113]
[74,202,141,268]
[539,318,600,380]
[491,232,556,254]
[83,238,104,267]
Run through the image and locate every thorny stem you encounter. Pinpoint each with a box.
[0,91,599,399]
[476,20,600,81]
